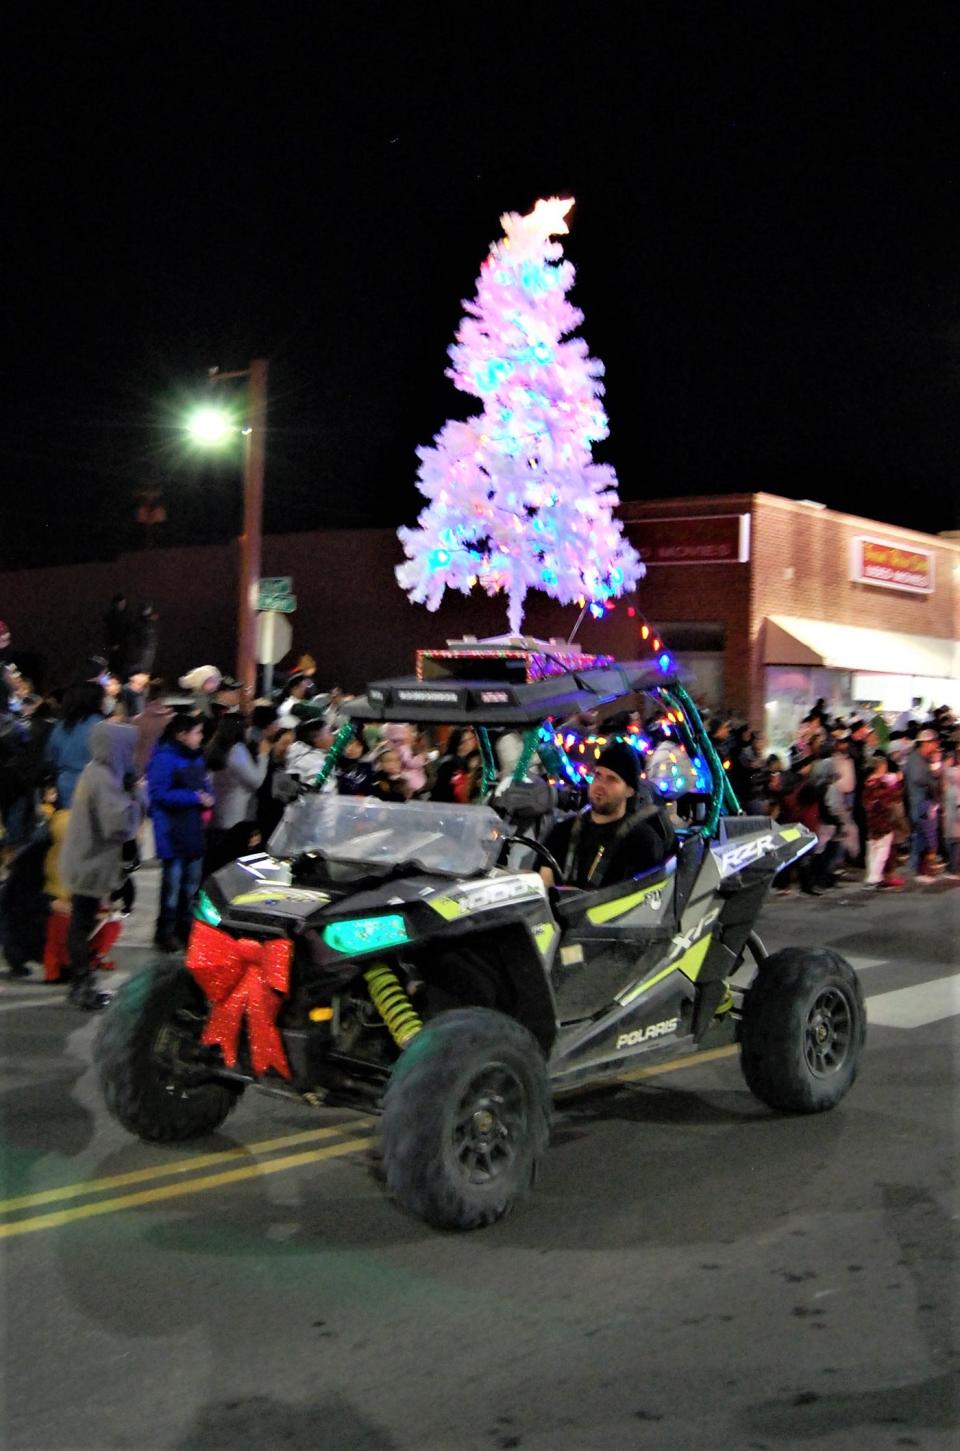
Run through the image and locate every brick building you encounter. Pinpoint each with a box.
[2,493,957,751]
[616,493,960,750]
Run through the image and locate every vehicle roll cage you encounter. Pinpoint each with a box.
[505,680,739,838]
[301,669,741,840]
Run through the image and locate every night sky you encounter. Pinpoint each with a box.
[7,5,960,570]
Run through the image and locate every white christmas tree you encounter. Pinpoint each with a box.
[396,197,643,634]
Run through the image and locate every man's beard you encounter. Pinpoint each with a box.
[590,796,619,818]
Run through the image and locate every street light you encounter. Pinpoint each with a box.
[186,360,269,701]
[186,405,237,447]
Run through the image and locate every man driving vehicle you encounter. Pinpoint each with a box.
[539,742,674,890]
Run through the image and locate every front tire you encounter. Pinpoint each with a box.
[380,1008,551,1230]
[96,960,242,1141]
[740,947,866,1112]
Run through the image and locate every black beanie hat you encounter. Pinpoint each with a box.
[596,741,639,792]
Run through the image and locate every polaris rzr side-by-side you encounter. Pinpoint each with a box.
[96,658,866,1230]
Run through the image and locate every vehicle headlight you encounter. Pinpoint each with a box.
[322,915,410,955]
[194,889,221,927]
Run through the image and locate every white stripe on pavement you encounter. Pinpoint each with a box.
[843,955,888,973]
[866,974,960,1029]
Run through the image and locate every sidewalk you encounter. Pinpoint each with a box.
[0,853,168,987]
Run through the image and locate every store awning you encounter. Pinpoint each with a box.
[763,615,959,679]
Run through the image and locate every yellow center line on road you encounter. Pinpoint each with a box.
[0,1045,740,1239]
[0,1136,373,1239]
[0,1121,374,1214]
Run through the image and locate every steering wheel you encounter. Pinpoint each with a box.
[503,834,566,885]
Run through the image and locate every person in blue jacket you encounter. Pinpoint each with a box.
[45,680,106,808]
[147,713,213,950]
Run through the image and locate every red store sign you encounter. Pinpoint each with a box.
[622,513,750,566]
[850,536,934,594]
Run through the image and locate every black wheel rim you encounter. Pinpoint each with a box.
[151,1006,206,1097]
[803,986,854,1077]
[452,1060,528,1186]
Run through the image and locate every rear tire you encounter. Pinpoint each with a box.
[740,947,865,1112]
[96,960,242,1141]
[380,1007,551,1230]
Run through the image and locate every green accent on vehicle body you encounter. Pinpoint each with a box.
[780,826,802,842]
[618,960,682,1005]
[231,886,329,907]
[715,987,734,1015]
[533,922,557,956]
[676,933,713,982]
[428,895,465,921]
[618,930,716,1007]
[322,915,410,955]
[194,889,221,927]
[587,880,667,925]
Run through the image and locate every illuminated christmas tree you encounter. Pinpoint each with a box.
[396,197,643,634]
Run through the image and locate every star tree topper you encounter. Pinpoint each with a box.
[396,196,643,634]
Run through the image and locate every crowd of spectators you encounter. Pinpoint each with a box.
[2,606,958,1005]
[705,697,960,894]
[0,613,503,1004]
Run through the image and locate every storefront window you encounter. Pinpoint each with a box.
[764,667,852,754]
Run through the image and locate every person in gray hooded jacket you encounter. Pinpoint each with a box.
[59,721,148,1009]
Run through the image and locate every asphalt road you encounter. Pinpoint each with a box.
[1,868,958,1451]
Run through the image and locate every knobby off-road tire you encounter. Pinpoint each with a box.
[96,960,242,1141]
[380,1007,551,1230]
[740,947,866,1112]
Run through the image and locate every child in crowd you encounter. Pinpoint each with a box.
[382,722,428,797]
[431,726,483,803]
[147,713,213,951]
[372,745,411,802]
[59,721,147,1008]
[336,729,376,795]
[285,718,335,787]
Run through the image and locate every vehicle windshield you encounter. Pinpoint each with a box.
[268,795,505,878]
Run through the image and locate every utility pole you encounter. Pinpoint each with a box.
[237,358,268,701]
[187,357,270,703]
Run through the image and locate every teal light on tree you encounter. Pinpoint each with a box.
[396,197,643,634]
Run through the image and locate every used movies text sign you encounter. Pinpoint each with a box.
[850,536,934,594]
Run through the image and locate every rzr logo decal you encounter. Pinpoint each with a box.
[711,835,775,878]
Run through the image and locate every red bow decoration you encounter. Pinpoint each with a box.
[186,921,293,1079]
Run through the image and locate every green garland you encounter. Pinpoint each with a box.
[311,721,355,790]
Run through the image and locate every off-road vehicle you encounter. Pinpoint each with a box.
[96,657,866,1229]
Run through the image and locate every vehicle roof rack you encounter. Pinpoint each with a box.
[347,663,683,724]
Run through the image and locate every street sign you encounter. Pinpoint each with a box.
[257,576,294,611]
[256,611,293,665]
